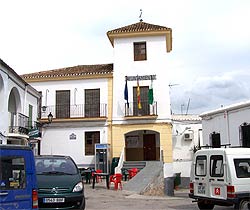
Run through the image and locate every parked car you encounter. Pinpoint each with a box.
[0,144,38,209]
[35,155,85,209]
[189,147,250,210]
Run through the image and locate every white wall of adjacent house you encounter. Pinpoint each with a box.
[31,78,109,108]
[202,105,250,147]
[41,126,108,165]
[0,70,8,138]
[0,70,9,140]
[7,75,38,120]
[0,67,39,144]
[112,35,171,122]
[172,122,202,178]
[29,77,109,165]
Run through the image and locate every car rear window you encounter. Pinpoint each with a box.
[234,158,250,178]
[210,155,224,177]
[0,156,26,190]
[195,155,207,176]
[35,157,78,175]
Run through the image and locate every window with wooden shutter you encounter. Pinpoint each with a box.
[85,89,100,117]
[134,42,147,61]
[56,90,70,118]
[85,131,100,155]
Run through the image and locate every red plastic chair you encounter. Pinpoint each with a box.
[128,168,138,179]
[92,169,103,183]
[109,173,122,190]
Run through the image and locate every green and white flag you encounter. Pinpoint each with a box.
[148,80,154,105]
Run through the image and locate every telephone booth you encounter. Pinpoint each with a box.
[95,143,111,173]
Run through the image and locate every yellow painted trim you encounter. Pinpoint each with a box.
[40,117,107,122]
[111,123,173,163]
[107,30,172,52]
[124,115,157,120]
[107,78,113,149]
[24,74,113,83]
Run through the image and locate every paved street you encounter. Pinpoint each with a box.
[84,182,234,210]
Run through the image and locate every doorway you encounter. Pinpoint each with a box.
[143,134,156,160]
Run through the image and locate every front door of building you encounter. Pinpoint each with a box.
[143,134,156,160]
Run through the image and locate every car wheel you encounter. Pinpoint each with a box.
[239,199,250,210]
[197,200,215,210]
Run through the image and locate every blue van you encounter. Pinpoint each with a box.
[0,144,38,209]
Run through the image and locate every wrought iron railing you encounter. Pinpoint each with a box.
[124,101,157,117]
[41,103,107,119]
[9,113,29,135]
[8,112,42,136]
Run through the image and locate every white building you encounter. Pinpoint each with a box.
[172,114,202,187]
[0,59,40,148]
[22,64,113,166]
[22,21,175,193]
[107,21,173,171]
[200,101,250,147]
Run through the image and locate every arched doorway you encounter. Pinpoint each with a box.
[125,130,160,161]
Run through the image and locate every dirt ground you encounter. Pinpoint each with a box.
[84,181,197,210]
[84,180,236,210]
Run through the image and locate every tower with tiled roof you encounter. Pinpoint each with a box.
[107,21,174,170]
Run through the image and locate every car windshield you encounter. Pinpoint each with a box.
[35,157,78,175]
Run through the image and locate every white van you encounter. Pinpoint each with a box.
[189,148,250,210]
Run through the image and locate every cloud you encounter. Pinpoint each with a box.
[170,70,250,114]
[1,0,250,115]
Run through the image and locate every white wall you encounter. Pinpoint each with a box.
[172,121,202,177]
[202,105,250,146]
[31,78,109,108]
[0,70,8,138]
[41,126,108,165]
[0,64,39,144]
[112,36,171,122]
[30,77,110,165]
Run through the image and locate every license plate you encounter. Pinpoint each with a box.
[198,185,205,194]
[43,198,65,203]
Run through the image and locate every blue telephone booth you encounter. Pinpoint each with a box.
[95,143,111,173]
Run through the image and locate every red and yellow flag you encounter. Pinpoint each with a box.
[137,79,142,109]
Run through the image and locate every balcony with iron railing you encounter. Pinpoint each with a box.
[8,113,39,136]
[124,101,157,117]
[40,103,107,120]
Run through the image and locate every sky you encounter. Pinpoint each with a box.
[1,0,250,115]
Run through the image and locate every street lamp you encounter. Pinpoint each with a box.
[48,112,53,123]
[37,112,53,127]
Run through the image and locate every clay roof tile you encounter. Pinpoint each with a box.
[21,63,113,79]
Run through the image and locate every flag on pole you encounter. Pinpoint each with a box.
[137,79,142,109]
[148,79,154,105]
[124,77,129,107]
